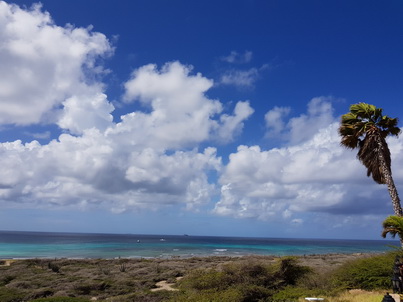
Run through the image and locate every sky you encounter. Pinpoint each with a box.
[1,0,403,240]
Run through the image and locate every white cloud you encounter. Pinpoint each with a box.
[216,101,254,143]
[215,100,403,223]
[265,96,335,144]
[25,131,51,140]
[265,106,291,136]
[0,130,222,212]
[221,50,253,64]
[1,1,400,234]
[220,68,260,88]
[0,49,255,212]
[121,61,252,149]
[0,1,113,126]
[57,93,114,135]
[287,96,334,144]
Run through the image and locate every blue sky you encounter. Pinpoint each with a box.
[1,0,403,240]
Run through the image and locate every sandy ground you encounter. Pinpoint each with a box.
[0,259,15,266]
[151,277,183,292]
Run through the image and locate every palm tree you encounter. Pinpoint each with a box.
[339,103,402,216]
[382,215,403,241]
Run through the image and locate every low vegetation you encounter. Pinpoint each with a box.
[0,252,399,301]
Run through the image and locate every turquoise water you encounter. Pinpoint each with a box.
[0,231,399,259]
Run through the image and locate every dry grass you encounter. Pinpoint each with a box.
[0,256,237,301]
[0,253,384,301]
[322,289,386,302]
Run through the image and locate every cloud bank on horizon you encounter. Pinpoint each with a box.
[0,1,402,237]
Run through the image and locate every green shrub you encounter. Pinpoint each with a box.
[74,281,110,295]
[331,252,397,290]
[170,288,244,302]
[26,288,54,300]
[234,284,274,301]
[180,269,229,291]
[30,297,90,302]
[0,275,16,286]
[177,257,311,302]
[275,257,312,286]
[272,285,326,301]
[222,260,274,287]
[48,262,61,273]
[0,287,25,302]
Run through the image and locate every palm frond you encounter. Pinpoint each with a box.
[382,216,403,239]
[357,132,391,184]
[339,102,399,184]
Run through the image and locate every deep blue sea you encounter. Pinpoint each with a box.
[0,231,399,259]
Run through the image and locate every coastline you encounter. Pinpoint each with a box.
[0,231,398,259]
[0,251,381,265]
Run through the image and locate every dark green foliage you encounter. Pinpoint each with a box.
[0,287,26,302]
[171,289,244,302]
[175,257,311,302]
[31,297,90,302]
[272,286,326,301]
[26,288,54,300]
[275,256,312,286]
[48,262,61,273]
[0,275,16,286]
[119,263,127,272]
[74,282,110,295]
[181,270,228,291]
[0,254,395,301]
[331,252,396,290]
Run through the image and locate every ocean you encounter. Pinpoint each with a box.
[0,230,399,259]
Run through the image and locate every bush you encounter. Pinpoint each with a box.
[180,269,229,291]
[74,282,110,295]
[31,297,90,302]
[331,252,397,290]
[0,275,16,286]
[272,286,326,301]
[170,287,245,302]
[177,257,311,302]
[48,262,61,273]
[0,287,26,302]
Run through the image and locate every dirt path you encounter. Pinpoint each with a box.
[151,280,178,292]
[151,277,183,292]
[0,260,15,266]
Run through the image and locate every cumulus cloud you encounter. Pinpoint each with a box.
[57,93,114,135]
[216,101,254,143]
[1,1,400,235]
[0,1,113,128]
[0,129,222,212]
[121,61,253,149]
[265,96,335,144]
[265,106,291,136]
[0,3,251,214]
[0,62,238,210]
[215,100,403,224]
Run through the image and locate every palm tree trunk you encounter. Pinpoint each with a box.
[385,172,403,217]
[377,138,403,216]
[378,140,403,247]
